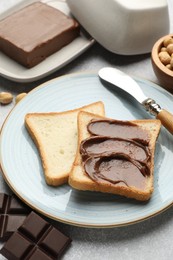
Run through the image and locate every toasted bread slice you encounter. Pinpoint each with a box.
[25,102,105,186]
[69,111,161,201]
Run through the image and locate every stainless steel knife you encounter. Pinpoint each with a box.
[98,67,173,134]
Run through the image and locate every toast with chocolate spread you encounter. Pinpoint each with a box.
[69,111,161,201]
[25,102,105,186]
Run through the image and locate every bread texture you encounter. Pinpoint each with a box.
[25,102,105,186]
[69,111,161,201]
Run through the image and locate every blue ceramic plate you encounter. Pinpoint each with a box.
[0,72,173,227]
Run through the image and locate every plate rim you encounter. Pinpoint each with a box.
[0,71,173,228]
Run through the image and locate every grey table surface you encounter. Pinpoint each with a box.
[0,0,173,259]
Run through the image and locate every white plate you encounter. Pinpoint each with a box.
[0,0,94,83]
[0,72,173,228]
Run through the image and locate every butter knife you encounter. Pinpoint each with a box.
[98,67,173,134]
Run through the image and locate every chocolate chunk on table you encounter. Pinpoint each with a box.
[0,193,31,240]
[0,211,72,259]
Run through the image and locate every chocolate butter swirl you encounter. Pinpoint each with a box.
[80,136,150,163]
[87,119,150,145]
[80,119,151,190]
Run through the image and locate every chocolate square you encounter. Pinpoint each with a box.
[0,193,31,241]
[0,211,72,259]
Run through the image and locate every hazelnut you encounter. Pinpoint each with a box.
[163,36,173,47]
[161,47,167,52]
[0,92,13,104]
[158,51,171,65]
[167,44,173,55]
[15,93,27,104]
[166,64,172,70]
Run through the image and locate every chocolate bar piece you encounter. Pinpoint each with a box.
[0,211,72,259]
[0,2,80,68]
[0,193,31,241]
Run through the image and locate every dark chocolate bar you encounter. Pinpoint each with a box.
[0,211,72,259]
[0,193,31,240]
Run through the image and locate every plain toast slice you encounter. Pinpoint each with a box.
[25,102,105,186]
[69,111,161,201]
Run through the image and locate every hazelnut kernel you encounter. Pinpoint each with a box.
[166,64,172,70]
[158,51,171,65]
[167,43,173,55]
[163,36,173,47]
[15,93,27,104]
[161,47,167,52]
[0,92,13,104]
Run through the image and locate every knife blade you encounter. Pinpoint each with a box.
[98,67,173,134]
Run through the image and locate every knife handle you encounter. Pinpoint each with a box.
[156,110,173,134]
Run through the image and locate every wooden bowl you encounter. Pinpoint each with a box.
[151,34,173,93]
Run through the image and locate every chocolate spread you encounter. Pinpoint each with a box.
[87,120,149,145]
[80,119,151,190]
